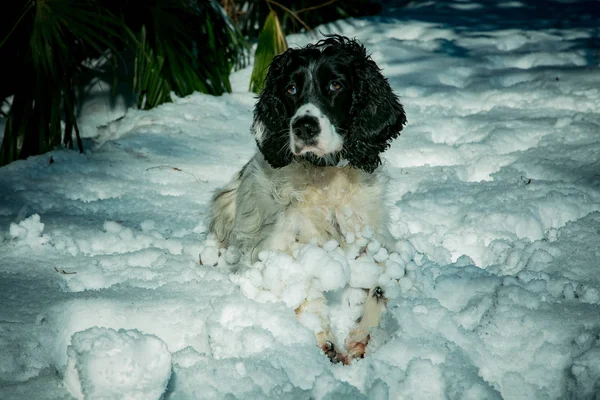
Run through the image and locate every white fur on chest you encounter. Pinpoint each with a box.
[263,163,389,251]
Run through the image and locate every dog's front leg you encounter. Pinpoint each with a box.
[345,286,387,359]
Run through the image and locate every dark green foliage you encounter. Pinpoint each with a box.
[0,0,247,165]
[133,26,172,110]
[123,0,248,109]
[0,0,126,165]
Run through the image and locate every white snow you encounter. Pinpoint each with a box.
[64,327,171,400]
[1,0,600,399]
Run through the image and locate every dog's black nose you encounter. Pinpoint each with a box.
[292,116,320,140]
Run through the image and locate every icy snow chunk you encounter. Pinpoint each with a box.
[349,260,381,289]
[103,220,123,234]
[388,252,406,267]
[545,227,559,242]
[235,361,247,377]
[383,281,401,299]
[297,245,349,292]
[297,310,324,334]
[200,246,219,266]
[385,261,405,280]
[203,233,219,248]
[581,287,600,304]
[399,277,413,292]
[236,244,351,309]
[361,226,374,239]
[373,247,389,262]
[395,239,416,259]
[503,276,519,287]
[315,258,347,292]
[355,237,369,248]
[367,239,381,255]
[346,287,368,307]
[399,359,445,398]
[413,253,425,266]
[323,239,339,252]
[406,261,419,271]
[208,296,315,359]
[525,279,547,294]
[563,283,575,300]
[237,277,261,300]
[454,254,474,267]
[9,214,46,243]
[64,327,171,400]
[455,295,495,330]
[378,272,393,287]
[573,284,600,304]
[413,305,429,314]
[525,248,554,271]
[258,250,270,261]
[406,270,417,282]
[139,219,156,232]
[554,117,572,128]
[8,223,27,239]
[118,227,135,242]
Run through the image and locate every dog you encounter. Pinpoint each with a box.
[209,35,406,363]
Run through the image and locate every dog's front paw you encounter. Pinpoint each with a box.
[345,334,370,359]
[321,340,351,365]
[316,332,351,365]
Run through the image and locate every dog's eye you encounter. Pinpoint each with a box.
[329,81,342,91]
[286,84,297,95]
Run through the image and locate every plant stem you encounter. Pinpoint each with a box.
[296,0,338,14]
[0,0,34,49]
[265,0,311,32]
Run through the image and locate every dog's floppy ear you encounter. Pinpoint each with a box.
[251,49,294,169]
[345,42,407,173]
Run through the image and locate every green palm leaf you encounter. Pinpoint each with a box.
[1,0,249,166]
[130,0,248,109]
[249,10,288,94]
[0,0,127,165]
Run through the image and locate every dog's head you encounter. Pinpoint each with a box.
[252,35,406,173]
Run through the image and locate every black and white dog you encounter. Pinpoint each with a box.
[209,35,406,363]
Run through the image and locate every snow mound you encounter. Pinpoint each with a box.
[221,232,424,344]
[8,214,48,246]
[64,328,172,400]
[568,340,600,399]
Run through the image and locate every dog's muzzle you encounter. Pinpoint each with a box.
[289,103,342,157]
[291,115,320,142]
[291,115,322,155]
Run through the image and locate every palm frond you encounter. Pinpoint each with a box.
[249,10,288,94]
[133,26,172,109]
[0,0,127,165]
[1,0,250,166]
[130,0,248,101]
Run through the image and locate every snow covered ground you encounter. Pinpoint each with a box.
[1,0,600,398]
